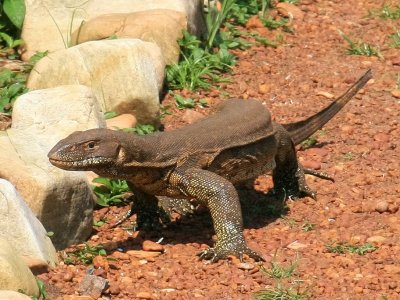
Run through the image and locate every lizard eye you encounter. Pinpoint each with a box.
[87,141,96,149]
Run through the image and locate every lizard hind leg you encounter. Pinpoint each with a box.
[170,167,265,262]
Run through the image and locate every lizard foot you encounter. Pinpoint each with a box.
[197,244,265,263]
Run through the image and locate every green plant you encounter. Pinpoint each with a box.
[24,50,49,72]
[160,104,172,119]
[326,242,378,256]
[122,124,158,135]
[174,94,208,110]
[92,177,131,207]
[261,256,299,279]
[0,0,25,54]
[338,30,382,58]
[379,4,400,20]
[63,242,107,265]
[300,135,317,149]
[389,28,400,48]
[253,283,307,300]
[342,152,355,161]
[302,221,315,232]
[205,0,235,50]
[166,32,235,91]
[93,217,107,227]
[0,68,28,114]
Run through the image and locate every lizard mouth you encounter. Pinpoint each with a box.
[49,157,113,170]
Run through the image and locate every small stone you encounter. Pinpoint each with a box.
[375,201,389,213]
[391,89,400,98]
[366,236,386,245]
[78,274,108,299]
[142,240,164,252]
[63,272,74,282]
[109,283,121,295]
[301,160,321,170]
[392,57,400,66]
[106,113,137,130]
[246,15,264,29]
[316,91,335,99]
[258,84,271,94]
[286,241,308,250]
[93,255,109,270]
[388,203,399,213]
[136,291,153,299]
[182,110,204,124]
[126,250,162,259]
[111,251,130,260]
[341,125,354,134]
[237,262,254,270]
[276,2,304,20]
[373,133,390,142]
[384,265,400,274]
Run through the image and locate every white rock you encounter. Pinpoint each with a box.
[0,85,104,249]
[27,39,164,124]
[71,10,187,65]
[0,291,32,300]
[21,0,205,60]
[0,238,39,297]
[0,179,58,267]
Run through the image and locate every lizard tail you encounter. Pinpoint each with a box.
[283,69,372,145]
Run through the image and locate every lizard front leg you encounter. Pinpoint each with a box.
[170,167,264,262]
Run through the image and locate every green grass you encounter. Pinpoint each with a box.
[338,30,382,58]
[326,242,378,256]
[174,94,208,110]
[301,221,315,232]
[122,124,158,135]
[261,256,299,279]
[389,28,400,48]
[379,4,400,20]
[253,284,307,300]
[300,135,318,149]
[62,243,107,265]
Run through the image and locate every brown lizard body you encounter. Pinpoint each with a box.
[48,69,372,262]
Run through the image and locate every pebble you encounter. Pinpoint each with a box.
[306,147,329,157]
[301,160,321,170]
[375,201,389,213]
[182,110,204,124]
[237,262,254,270]
[317,91,335,99]
[246,15,264,29]
[258,84,272,94]
[391,89,400,99]
[276,2,305,20]
[286,241,308,250]
[136,291,153,299]
[93,255,109,270]
[106,113,137,130]
[111,251,130,260]
[142,240,165,252]
[366,236,386,246]
[127,250,162,259]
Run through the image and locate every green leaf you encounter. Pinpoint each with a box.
[0,32,13,48]
[92,177,113,190]
[3,0,26,29]
[104,111,118,119]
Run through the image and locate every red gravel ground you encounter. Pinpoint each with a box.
[39,1,400,299]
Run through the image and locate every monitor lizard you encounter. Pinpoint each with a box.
[48,69,372,262]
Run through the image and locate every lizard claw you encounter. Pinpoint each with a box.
[197,245,265,263]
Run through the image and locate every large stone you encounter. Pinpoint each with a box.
[0,179,58,267]
[0,85,104,249]
[21,0,205,60]
[0,291,32,300]
[27,39,164,124]
[71,10,187,65]
[0,238,39,297]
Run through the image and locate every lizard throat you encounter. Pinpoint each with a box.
[49,157,114,170]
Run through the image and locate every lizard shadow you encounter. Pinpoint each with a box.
[125,187,288,248]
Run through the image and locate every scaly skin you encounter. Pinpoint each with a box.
[48,70,372,262]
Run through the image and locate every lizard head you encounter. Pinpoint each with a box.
[48,128,124,171]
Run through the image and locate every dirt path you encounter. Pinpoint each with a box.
[41,1,400,299]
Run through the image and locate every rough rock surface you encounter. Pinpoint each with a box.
[27,39,164,124]
[0,238,39,297]
[0,290,33,300]
[71,10,187,65]
[0,85,104,249]
[0,179,58,267]
[21,0,205,60]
